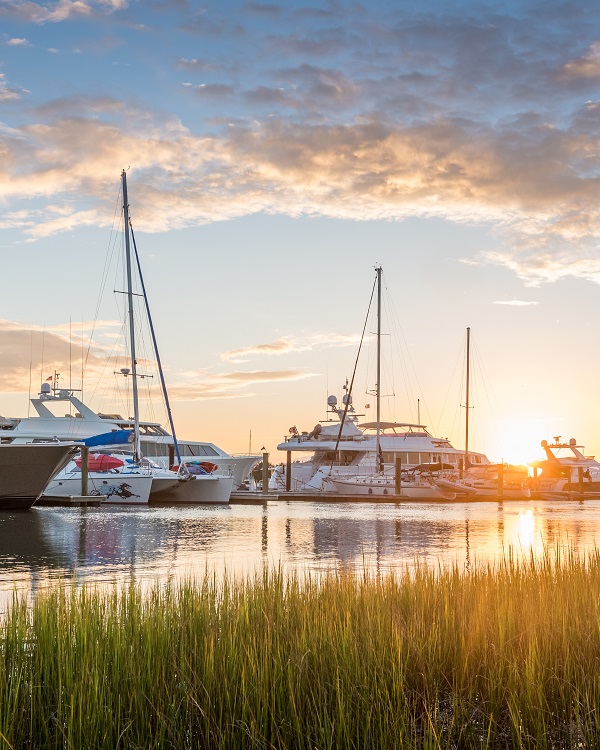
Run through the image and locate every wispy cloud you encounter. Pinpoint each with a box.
[168,368,317,401]
[221,333,362,363]
[563,42,600,80]
[6,37,30,45]
[493,300,539,306]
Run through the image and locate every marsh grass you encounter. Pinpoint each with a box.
[1,550,600,748]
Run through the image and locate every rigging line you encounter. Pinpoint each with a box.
[130,223,182,465]
[381,274,424,426]
[472,340,500,456]
[39,327,45,387]
[27,331,33,418]
[437,336,465,431]
[330,272,378,464]
[83,182,122,379]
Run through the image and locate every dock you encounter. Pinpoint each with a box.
[230,491,595,503]
[36,495,102,507]
[231,491,498,503]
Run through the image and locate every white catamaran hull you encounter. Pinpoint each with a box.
[45,468,153,505]
[150,474,233,504]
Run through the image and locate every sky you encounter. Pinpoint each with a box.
[2,0,600,464]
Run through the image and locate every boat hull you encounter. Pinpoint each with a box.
[326,477,455,500]
[0,443,78,510]
[44,472,153,505]
[150,475,233,504]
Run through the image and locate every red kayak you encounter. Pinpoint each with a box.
[75,455,125,472]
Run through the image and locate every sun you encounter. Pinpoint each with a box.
[489,420,547,468]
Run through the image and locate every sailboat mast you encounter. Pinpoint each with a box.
[375,265,382,471]
[465,326,470,471]
[121,169,141,463]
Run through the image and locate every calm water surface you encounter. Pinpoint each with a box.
[1,498,599,604]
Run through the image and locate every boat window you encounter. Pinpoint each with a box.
[420,453,432,463]
[178,444,218,456]
[408,452,420,464]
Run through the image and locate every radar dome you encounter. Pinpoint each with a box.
[570,438,577,446]
[327,395,337,406]
[342,394,352,405]
[541,440,548,448]
[40,383,51,394]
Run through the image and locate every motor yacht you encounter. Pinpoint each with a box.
[270,393,490,493]
[531,437,600,498]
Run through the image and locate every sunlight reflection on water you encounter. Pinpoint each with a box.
[0,498,598,606]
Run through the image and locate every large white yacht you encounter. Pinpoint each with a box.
[0,382,257,492]
[270,391,491,492]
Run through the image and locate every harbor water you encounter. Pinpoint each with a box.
[1,498,600,607]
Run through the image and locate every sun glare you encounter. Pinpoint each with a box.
[490,421,547,467]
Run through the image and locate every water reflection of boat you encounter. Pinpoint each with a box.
[0,443,78,510]
[531,437,600,499]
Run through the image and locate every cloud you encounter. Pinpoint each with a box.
[0,318,316,403]
[176,58,223,71]
[2,106,600,274]
[6,37,30,45]
[493,300,539,306]
[563,42,600,80]
[4,2,600,287]
[168,368,317,401]
[193,83,235,97]
[221,333,362,363]
[0,0,127,23]
[0,72,23,101]
[0,318,123,394]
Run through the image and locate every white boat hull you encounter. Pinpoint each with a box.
[150,474,233,504]
[45,471,152,505]
[326,476,456,500]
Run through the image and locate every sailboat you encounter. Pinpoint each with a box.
[435,328,531,500]
[44,170,232,504]
[323,266,461,500]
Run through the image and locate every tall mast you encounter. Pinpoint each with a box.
[375,265,382,472]
[121,169,141,463]
[465,326,470,471]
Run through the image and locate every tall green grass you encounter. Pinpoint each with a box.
[1,550,600,748]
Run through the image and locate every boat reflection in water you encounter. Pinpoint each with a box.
[1,499,599,608]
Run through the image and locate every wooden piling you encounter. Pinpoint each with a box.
[395,456,402,495]
[262,452,269,496]
[80,445,89,497]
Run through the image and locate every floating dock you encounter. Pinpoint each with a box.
[230,491,597,503]
[36,495,102,507]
